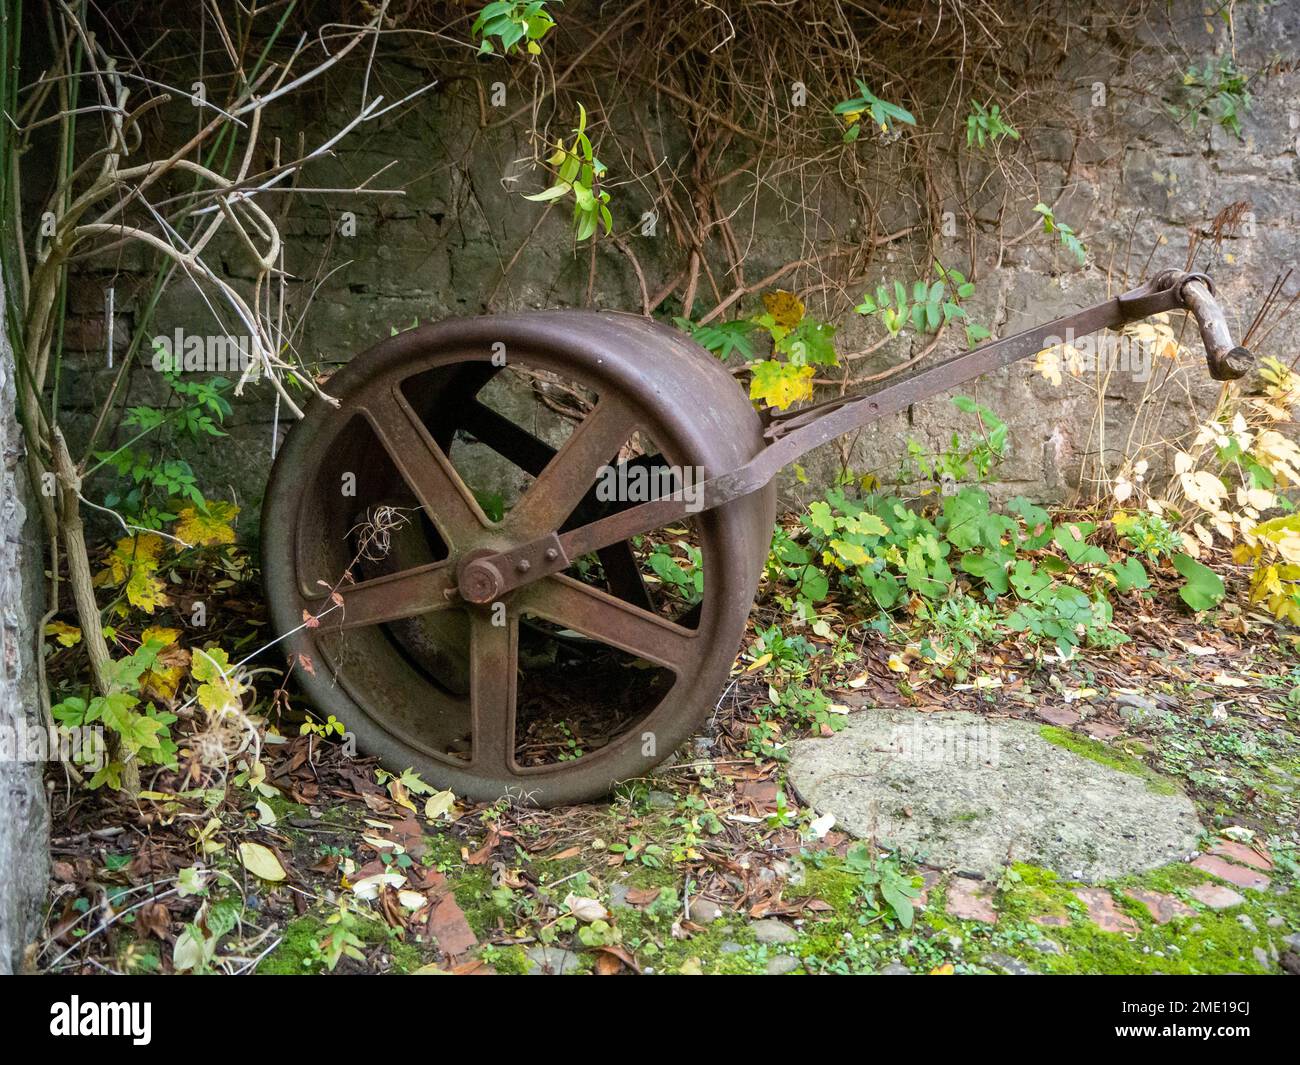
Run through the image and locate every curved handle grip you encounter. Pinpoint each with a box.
[1180,277,1254,381]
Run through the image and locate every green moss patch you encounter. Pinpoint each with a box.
[985,860,1299,975]
[1039,726,1179,795]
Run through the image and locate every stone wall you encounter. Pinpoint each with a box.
[53,0,1300,534]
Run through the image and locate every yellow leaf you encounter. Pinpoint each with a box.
[144,662,186,700]
[424,789,456,821]
[238,841,286,882]
[139,626,187,697]
[1256,430,1300,485]
[831,539,872,566]
[761,290,806,329]
[126,569,170,614]
[192,645,233,683]
[104,533,165,581]
[929,963,955,975]
[1034,347,1062,387]
[749,361,815,411]
[387,778,417,812]
[193,647,245,715]
[1238,485,1275,512]
[845,513,890,536]
[141,625,181,647]
[174,501,240,548]
[1035,343,1084,386]
[45,621,82,647]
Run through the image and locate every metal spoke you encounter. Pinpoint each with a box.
[460,400,557,476]
[524,574,697,671]
[362,384,488,548]
[468,610,519,776]
[305,562,458,631]
[596,542,654,611]
[506,397,635,537]
[427,363,501,452]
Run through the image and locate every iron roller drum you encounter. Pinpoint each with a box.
[262,311,775,805]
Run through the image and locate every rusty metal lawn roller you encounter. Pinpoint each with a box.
[261,269,1252,805]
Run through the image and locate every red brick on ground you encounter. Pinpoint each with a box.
[1124,888,1195,924]
[1192,854,1271,891]
[1189,883,1245,910]
[1030,913,1070,928]
[1036,706,1081,727]
[945,877,997,924]
[1073,888,1138,933]
[1209,840,1273,872]
[915,868,942,910]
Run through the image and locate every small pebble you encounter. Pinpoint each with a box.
[750,918,799,945]
[765,954,801,975]
[687,897,722,924]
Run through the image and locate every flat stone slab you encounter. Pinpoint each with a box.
[788,709,1201,881]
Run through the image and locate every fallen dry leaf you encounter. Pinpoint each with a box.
[565,893,609,923]
[466,828,500,865]
[238,841,286,882]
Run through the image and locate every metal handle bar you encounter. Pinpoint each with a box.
[1179,277,1254,381]
[457,270,1254,603]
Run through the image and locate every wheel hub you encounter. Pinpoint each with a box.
[456,556,505,604]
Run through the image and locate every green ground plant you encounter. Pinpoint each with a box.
[758,398,1232,678]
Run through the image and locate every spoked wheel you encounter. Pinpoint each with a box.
[262,312,774,806]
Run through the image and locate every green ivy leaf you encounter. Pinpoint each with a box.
[1108,556,1150,593]
[1172,553,1225,611]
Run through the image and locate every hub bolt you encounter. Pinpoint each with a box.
[459,558,505,604]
